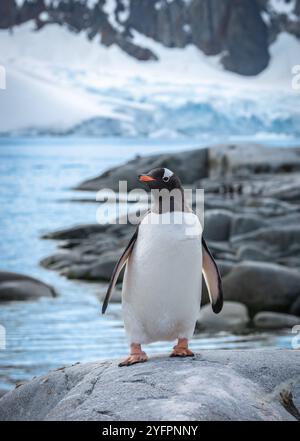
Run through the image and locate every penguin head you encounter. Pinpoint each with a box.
[138,168,182,190]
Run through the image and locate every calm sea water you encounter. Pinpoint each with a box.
[0,137,296,393]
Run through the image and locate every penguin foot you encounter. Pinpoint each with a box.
[170,347,194,357]
[170,338,194,357]
[118,352,148,367]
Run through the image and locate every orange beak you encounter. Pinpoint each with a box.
[139,175,156,182]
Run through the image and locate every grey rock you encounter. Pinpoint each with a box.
[187,0,270,75]
[0,1,17,29]
[205,241,232,255]
[197,301,249,331]
[61,264,93,280]
[85,253,120,281]
[270,212,300,228]
[216,260,234,277]
[76,148,209,191]
[277,256,300,269]
[0,350,299,421]
[266,183,300,202]
[231,226,300,260]
[189,0,230,54]
[253,312,300,330]
[236,244,272,262]
[204,210,232,241]
[230,214,267,237]
[58,250,121,282]
[222,262,300,315]
[209,144,300,178]
[41,144,300,310]
[0,389,8,398]
[42,224,108,240]
[128,0,189,48]
[117,37,158,61]
[221,0,269,75]
[40,251,82,270]
[290,297,300,316]
[0,271,56,302]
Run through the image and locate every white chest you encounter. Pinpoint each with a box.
[122,212,203,343]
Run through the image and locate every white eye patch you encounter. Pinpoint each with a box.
[163,168,174,181]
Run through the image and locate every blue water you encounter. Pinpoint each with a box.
[0,137,296,393]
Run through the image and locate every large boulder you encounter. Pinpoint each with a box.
[236,244,272,262]
[61,251,119,281]
[208,144,300,178]
[231,226,300,262]
[76,149,209,191]
[0,350,299,421]
[267,184,300,203]
[222,262,300,315]
[197,301,249,331]
[253,312,300,330]
[0,272,57,302]
[204,210,232,241]
[230,214,267,237]
[232,226,300,248]
[204,210,266,242]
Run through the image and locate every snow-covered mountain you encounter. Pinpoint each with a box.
[1,0,300,75]
[0,0,299,138]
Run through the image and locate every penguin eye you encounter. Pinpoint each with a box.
[163,176,170,183]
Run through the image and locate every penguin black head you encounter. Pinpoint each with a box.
[138,168,182,190]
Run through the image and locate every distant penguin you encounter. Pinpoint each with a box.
[102,168,223,366]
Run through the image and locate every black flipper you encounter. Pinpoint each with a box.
[102,228,138,314]
[202,236,223,314]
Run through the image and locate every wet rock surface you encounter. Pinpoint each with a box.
[0,350,299,421]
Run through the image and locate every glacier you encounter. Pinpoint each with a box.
[0,22,299,140]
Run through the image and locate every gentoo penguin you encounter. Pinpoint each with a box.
[102,167,223,366]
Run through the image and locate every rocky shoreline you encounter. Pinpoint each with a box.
[0,350,299,421]
[41,143,300,330]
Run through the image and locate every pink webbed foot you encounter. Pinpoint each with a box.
[170,338,195,357]
[118,352,148,367]
[118,343,148,367]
